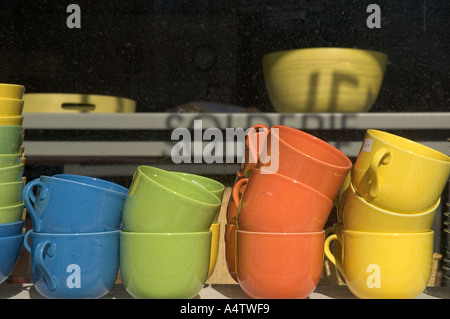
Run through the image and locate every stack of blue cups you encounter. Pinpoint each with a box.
[22,174,128,298]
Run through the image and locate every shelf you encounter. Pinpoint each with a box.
[0,283,446,299]
[22,112,450,130]
[21,112,450,176]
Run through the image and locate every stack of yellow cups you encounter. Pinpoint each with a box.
[325,129,450,299]
[0,83,26,285]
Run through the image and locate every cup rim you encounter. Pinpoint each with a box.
[0,219,24,227]
[264,47,388,60]
[0,232,24,240]
[137,166,221,207]
[348,181,441,216]
[28,229,120,237]
[342,229,434,237]
[270,125,352,170]
[41,174,128,197]
[119,229,212,236]
[237,229,325,236]
[0,163,24,171]
[172,171,225,194]
[0,180,24,186]
[0,201,24,210]
[367,129,450,163]
[251,168,333,204]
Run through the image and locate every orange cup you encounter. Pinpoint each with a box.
[256,125,352,200]
[224,223,238,283]
[234,168,334,232]
[236,230,324,299]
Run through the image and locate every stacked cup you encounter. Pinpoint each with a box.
[120,166,223,299]
[225,124,269,282]
[0,83,26,286]
[233,125,352,298]
[325,129,450,299]
[22,174,128,298]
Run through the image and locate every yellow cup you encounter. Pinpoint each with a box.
[341,182,439,232]
[0,84,25,100]
[0,98,24,116]
[0,116,23,126]
[352,129,450,213]
[207,222,220,279]
[324,230,434,299]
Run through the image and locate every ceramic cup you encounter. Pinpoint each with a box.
[120,230,211,299]
[340,182,439,232]
[256,125,352,200]
[352,129,450,213]
[224,223,238,283]
[234,168,334,232]
[324,229,434,299]
[23,174,128,233]
[0,98,24,116]
[0,202,24,224]
[0,232,24,284]
[236,230,324,299]
[0,180,24,207]
[0,83,25,99]
[24,229,120,299]
[122,166,221,233]
[172,171,225,222]
[0,126,23,154]
[0,153,23,167]
[0,163,24,183]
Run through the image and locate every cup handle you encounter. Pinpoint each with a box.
[23,229,33,253]
[232,177,248,210]
[324,234,345,276]
[23,179,49,233]
[368,147,391,198]
[35,240,57,291]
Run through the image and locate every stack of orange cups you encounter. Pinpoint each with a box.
[225,124,269,282]
[325,129,450,299]
[233,125,352,298]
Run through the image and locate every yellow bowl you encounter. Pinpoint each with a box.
[0,116,22,125]
[23,93,136,113]
[263,47,387,113]
[0,98,24,116]
[0,84,25,100]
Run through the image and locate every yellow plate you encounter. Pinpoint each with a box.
[23,93,136,113]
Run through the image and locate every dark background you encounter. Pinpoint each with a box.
[0,0,448,113]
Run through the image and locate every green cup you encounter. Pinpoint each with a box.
[120,230,212,299]
[0,164,24,183]
[0,126,23,154]
[0,202,24,223]
[0,180,24,206]
[172,171,225,221]
[0,153,22,167]
[122,166,222,233]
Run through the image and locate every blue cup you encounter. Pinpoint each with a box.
[24,229,120,299]
[23,174,128,233]
[0,232,24,284]
[0,220,24,237]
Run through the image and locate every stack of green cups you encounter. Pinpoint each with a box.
[0,83,26,285]
[120,165,224,298]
